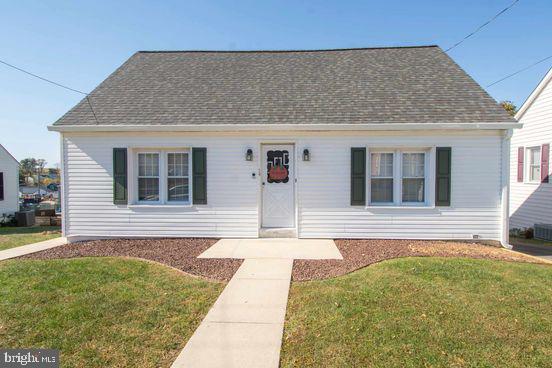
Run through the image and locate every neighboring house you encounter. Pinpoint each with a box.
[510,68,552,230]
[48,46,518,243]
[0,144,19,216]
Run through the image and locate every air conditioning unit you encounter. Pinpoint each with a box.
[15,211,36,227]
[534,223,552,241]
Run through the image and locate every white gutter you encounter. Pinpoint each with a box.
[48,122,521,132]
[500,128,513,249]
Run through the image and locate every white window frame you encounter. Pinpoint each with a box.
[132,149,192,205]
[526,146,541,184]
[367,147,433,207]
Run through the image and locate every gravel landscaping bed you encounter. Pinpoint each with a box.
[20,238,241,281]
[292,239,545,281]
[19,238,545,282]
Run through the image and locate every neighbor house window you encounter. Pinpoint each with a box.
[167,152,189,202]
[527,147,541,183]
[402,153,425,203]
[138,153,160,201]
[370,152,394,203]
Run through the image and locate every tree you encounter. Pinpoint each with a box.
[18,158,47,186]
[19,158,37,185]
[500,100,518,117]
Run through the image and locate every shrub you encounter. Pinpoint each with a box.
[0,213,17,227]
[524,227,534,239]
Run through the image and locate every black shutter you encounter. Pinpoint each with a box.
[351,147,366,206]
[192,148,207,205]
[113,148,128,205]
[0,172,4,201]
[435,147,451,206]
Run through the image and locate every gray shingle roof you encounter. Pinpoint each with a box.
[53,46,514,127]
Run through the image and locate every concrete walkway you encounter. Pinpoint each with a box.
[172,238,342,368]
[0,237,67,261]
[198,238,343,260]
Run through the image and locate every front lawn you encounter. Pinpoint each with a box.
[282,258,552,368]
[0,226,61,251]
[0,257,224,367]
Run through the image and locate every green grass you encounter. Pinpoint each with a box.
[0,257,224,367]
[282,258,552,368]
[0,226,61,251]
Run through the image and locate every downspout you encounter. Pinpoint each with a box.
[500,129,513,249]
[59,133,67,239]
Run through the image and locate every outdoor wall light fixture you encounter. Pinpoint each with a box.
[245,148,253,161]
[303,148,310,161]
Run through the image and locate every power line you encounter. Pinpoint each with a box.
[445,0,520,53]
[0,57,100,124]
[0,58,88,95]
[487,55,552,87]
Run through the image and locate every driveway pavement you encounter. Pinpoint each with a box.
[171,238,342,368]
[511,243,552,261]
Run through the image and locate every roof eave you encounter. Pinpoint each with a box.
[48,122,521,133]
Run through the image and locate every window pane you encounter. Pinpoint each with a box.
[168,178,189,202]
[530,166,541,182]
[403,178,425,202]
[402,153,425,177]
[138,154,146,176]
[138,178,159,201]
[168,153,188,177]
[371,178,393,203]
[371,153,393,177]
[138,153,159,177]
[530,148,541,165]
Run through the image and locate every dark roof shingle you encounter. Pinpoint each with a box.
[53,46,514,126]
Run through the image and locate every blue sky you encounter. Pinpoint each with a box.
[1,0,550,165]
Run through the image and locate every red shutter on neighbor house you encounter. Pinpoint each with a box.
[517,147,524,182]
[541,144,550,183]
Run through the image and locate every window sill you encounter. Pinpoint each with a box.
[128,203,193,209]
[365,205,436,210]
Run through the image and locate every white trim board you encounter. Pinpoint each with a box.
[49,122,520,132]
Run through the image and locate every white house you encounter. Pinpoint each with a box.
[510,68,552,230]
[48,46,518,243]
[0,144,19,217]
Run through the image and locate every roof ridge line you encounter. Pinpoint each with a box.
[137,45,440,54]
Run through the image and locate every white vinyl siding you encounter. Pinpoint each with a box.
[0,146,19,216]
[298,134,501,239]
[62,130,503,241]
[62,134,259,239]
[510,71,552,229]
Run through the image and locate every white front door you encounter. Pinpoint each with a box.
[262,144,295,228]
